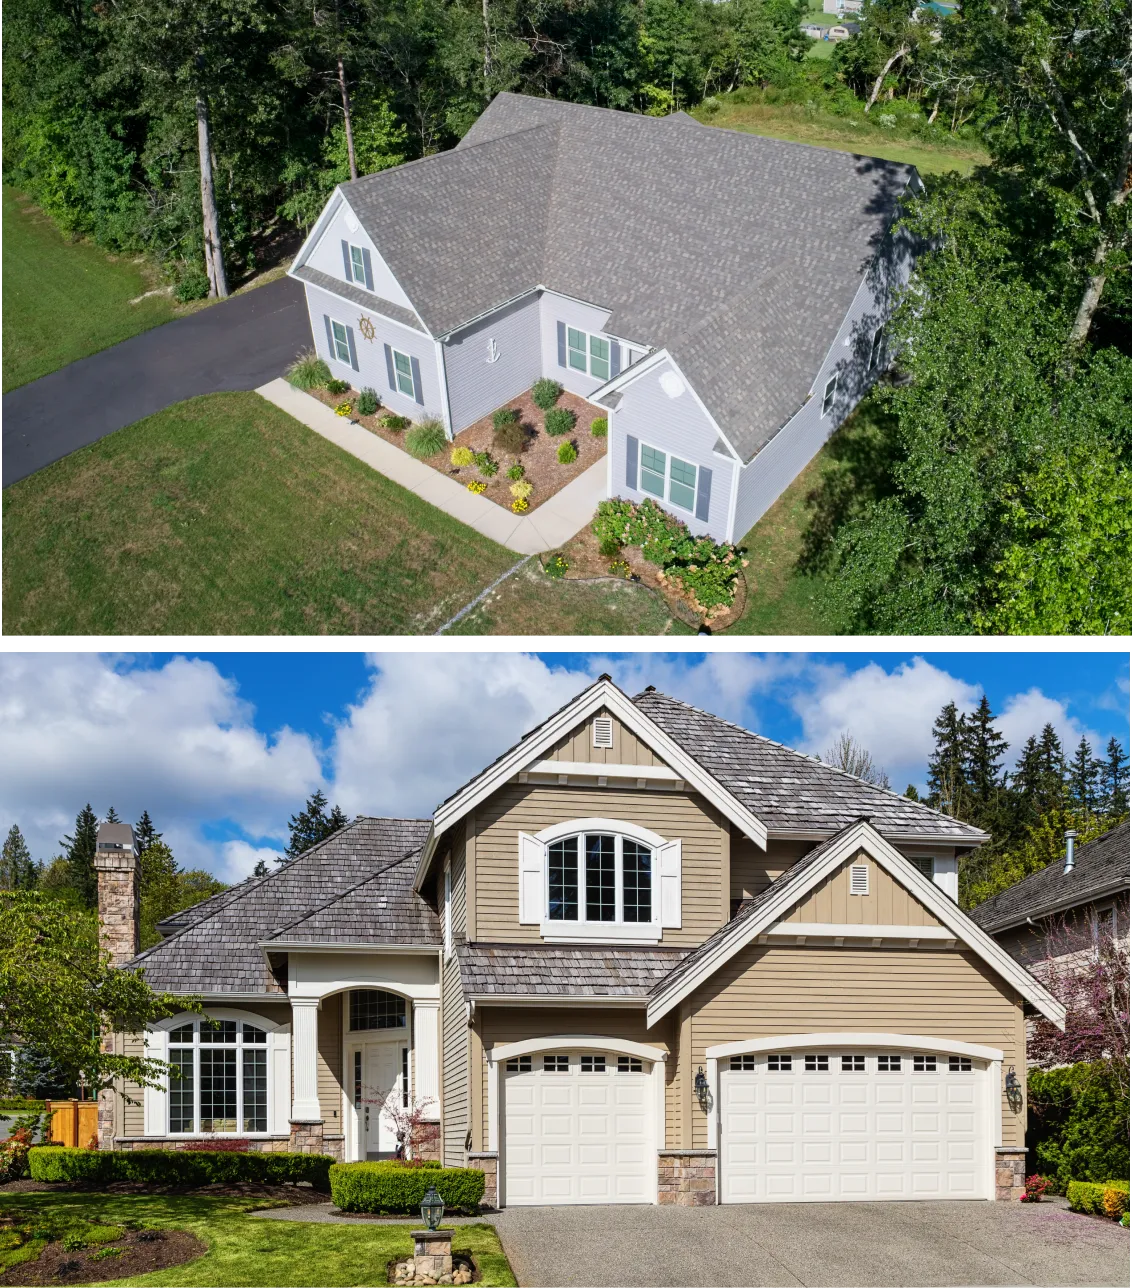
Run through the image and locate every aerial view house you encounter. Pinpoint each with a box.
[97,677,1064,1208]
[287,94,919,542]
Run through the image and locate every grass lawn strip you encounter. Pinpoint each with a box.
[2,188,179,393]
[0,1193,516,1288]
[2,391,516,636]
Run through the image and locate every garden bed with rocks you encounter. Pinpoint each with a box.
[304,383,606,514]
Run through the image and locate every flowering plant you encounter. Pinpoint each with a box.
[1020,1175,1052,1203]
[335,402,353,418]
[467,480,487,494]
[511,498,530,513]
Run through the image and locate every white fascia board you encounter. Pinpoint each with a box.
[763,922,957,941]
[646,819,1066,1029]
[414,678,768,890]
[263,941,439,954]
[161,991,290,1003]
[468,994,646,1007]
[767,827,988,845]
[437,287,541,341]
[706,1032,1004,1063]
[289,189,345,277]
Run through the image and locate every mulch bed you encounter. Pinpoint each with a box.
[306,386,606,515]
[0,1228,206,1285]
[0,1180,329,1204]
[549,525,749,632]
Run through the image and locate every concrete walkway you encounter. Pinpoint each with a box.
[258,378,607,555]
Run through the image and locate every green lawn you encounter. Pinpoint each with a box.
[3,187,179,392]
[0,1191,516,1287]
[2,392,516,635]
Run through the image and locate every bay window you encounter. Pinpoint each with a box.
[168,1019,268,1134]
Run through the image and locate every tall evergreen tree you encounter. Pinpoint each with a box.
[1067,736,1103,815]
[1101,737,1129,817]
[61,804,99,907]
[104,805,122,823]
[0,826,37,891]
[135,810,161,853]
[961,696,1009,832]
[1011,724,1066,828]
[926,701,968,817]
[283,790,349,861]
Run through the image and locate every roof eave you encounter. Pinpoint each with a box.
[263,940,440,954]
[976,877,1131,935]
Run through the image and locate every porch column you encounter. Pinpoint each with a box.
[412,1000,440,1115]
[290,997,322,1122]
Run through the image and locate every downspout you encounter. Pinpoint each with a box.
[435,339,456,440]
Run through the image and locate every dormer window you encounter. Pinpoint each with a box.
[592,717,614,748]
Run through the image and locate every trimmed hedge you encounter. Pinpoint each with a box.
[329,1161,485,1213]
[1028,1063,1129,1189]
[28,1147,334,1191]
[1067,1179,1130,1219]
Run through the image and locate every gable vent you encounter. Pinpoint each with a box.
[849,863,869,896]
[592,716,614,749]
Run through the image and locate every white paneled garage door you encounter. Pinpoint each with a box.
[720,1049,990,1203]
[503,1051,653,1205]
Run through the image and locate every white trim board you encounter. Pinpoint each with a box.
[525,761,682,782]
[646,818,1066,1029]
[705,1032,1004,1062]
[760,922,957,943]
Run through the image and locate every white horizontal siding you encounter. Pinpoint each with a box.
[303,282,445,424]
[304,197,415,310]
[540,291,612,399]
[610,358,736,541]
[444,293,543,431]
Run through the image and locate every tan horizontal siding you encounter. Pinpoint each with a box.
[545,710,663,766]
[730,834,809,902]
[317,993,343,1129]
[474,783,727,945]
[686,943,1025,1147]
[784,851,941,927]
[441,837,469,1166]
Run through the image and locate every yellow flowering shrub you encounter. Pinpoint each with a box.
[467,480,487,494]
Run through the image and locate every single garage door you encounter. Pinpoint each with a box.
[720,1048,990,1203]
[503,1050,653,1205]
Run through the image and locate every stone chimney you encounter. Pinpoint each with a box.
[94,822,140,966]
[1063,829,1078,875]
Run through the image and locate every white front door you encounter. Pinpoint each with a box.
[503,1051,653,1206]
[352,1040,407,1158]
[720,1048,990,1203]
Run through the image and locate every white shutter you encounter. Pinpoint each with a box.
[271,1028,292,1134]
[143,1027,168,1137]
[518,832,545,924]
[656,840,682,928]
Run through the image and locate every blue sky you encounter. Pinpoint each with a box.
[1,651,1126,882]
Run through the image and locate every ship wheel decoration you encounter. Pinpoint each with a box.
[357,315,376,342]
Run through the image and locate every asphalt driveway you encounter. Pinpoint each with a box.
[2,275,309,486]
[489,1200,1129,1287]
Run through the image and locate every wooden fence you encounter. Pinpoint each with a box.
[45,1099,99,1148]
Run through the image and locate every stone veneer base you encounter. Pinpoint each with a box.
[995,1146,1027,1201]
[658,1149,717,1206]
[465,1152,498,1209]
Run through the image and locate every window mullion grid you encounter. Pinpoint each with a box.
[614,835,624,926]
[577,836,587,925]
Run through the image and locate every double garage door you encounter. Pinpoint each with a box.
[720,1048,991,1203]
[503,1050,653,1205]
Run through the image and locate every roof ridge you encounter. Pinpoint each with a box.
[271,847,425,935]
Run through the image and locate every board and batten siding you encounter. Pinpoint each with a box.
[443,293,542,432]
[610,358,736,542]
[543,710,666,767]
[440,835,470,1166]
[686,943,1027,1148]
[783,852,944,927]
[304,196,416,312]
[539,291,612,400]
[472,783,729,946]
[302,281,445,425]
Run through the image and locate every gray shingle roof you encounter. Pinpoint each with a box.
[632,689,985,841]
[128,817,432,993]
[155,879,253,936]
[337,93,914,461]
[969,821,1130,934]
[457,943,690,998]
[293,264,427,333]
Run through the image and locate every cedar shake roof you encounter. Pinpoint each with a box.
[456,943,690,998]
[969,820,1130,934]
[336,93,914,462]
[127,817,434,994]
[631,689,986,841]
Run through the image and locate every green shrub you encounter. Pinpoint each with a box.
[27,1147,334,1191]
[506,462,525,481]
[1028,1063,1130,1190]
[356,388,380,416]
[531,379,563,411]
[543,408,576,437]
[556,442,577,465]
[380,413,410,431]
[175,264,210,303]
[1067,1179,1130,1218]
[590,417,608,438]
[286,350,332,391]
[61,1235,87,1252]
[598,536,621,558]
[326,378,351,396]
[493,418,527,456]
[329,1161,485,1214]
[474,451,499,478]
[544,553,568,578]
[405,419,448,459]
[492,407,519,431]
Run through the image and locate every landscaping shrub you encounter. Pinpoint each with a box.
[543,408,576,436]
[27,1146,334,1191]
[493,418,527,456]
[326,378,351,395]
[0,1126,34,1182]
[598,536,621,558]
[511,498,529,513]
[380,413,410,431]
[405,419,447,459]
[450,446,475,467]
[556,441,577,464]
[1028,1063,1129,1189]
[505,461,524,480]
[175,264,210,303]
[467,480,487,494]
[590,417,608,437]
[329,1161,485,1214]
[335,401,353,417]
[531,378,562,411]
[356,388,380,416]
[474,451,498,477]
[509,481,533,501]
[1020,1174,1051,1202]
[1067,1179,1130,1219]
[286,350,331,391]
[544,553,568,578]
[492,407,519,431]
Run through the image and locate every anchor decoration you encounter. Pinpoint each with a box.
[486,337,500,363]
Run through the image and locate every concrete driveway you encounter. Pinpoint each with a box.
[489,1200,1129,1287]
[2,275,309,486]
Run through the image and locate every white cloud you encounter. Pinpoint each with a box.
[0,654,323,870]
[218,841,281,884]
[998,688,1098,762]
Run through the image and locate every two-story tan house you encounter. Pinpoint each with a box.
[99,677,1064,1208]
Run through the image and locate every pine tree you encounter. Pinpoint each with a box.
[252,859,269,877]
[1011,725,1066,828]
[104,805,122,824]
[904,784,920,801]
[61,804,99,907]
[1101,737,1129,817]
[283,790,349,861]
[926,702,968,817]
[961,696,1009,831]
[1067,736,1103,815]
[0,825,37,890]
[135,810,162,853]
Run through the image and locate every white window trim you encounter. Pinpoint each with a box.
[443,861,453,960]
[821,374,838,417]
[349,244,366,284]
[330,318,352,365]
[390,346,415,398]
[565,325,611,380]
[638,440,698,514]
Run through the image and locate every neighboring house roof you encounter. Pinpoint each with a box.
[632,689,986,842]
[969,821,1130,935]
[127,817,433,994]
[456,943,690,1000]
[322,93,914,462]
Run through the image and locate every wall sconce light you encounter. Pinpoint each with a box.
[1004,1064,1023,1113]
[695,1065,712,1113]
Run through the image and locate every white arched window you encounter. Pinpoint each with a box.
[518,818,681,942]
